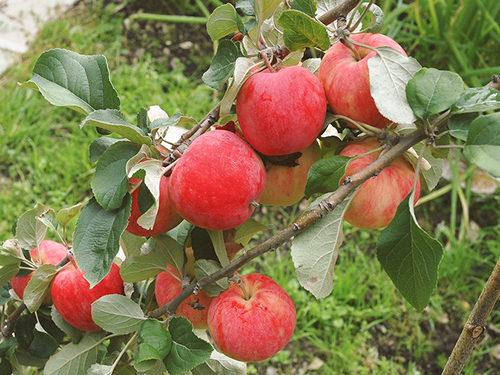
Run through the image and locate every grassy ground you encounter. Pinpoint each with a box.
[1,0,500,374]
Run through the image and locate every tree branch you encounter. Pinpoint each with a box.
[1,303,26,340]
[442,254,500,374]
[318,0,362,25]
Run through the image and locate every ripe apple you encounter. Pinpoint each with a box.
[207,273,296,362]
[169,130,266,231]
[126,175,183,237]
[339,139,420,229]
[318,33,407,129]
[51,262,124,331]
[155,265,213,329]
[236,65,327,156]
[10,240,67,304]
[259,141,322,206]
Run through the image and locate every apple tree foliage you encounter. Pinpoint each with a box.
[1,0,500,373]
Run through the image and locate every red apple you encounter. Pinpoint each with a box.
[51,262,124,331]
[339,139,420,229]
[126,175,183,237]
[155,265,213,329]
[236,65,327,156]
[10,240,67,304]
[259,141,322,206]
[318,33,407,129]
[169,130,266,231]
[207,273,296,362]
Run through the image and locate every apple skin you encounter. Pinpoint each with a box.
[169,130,266,231]
[318,33,407,129]
[259,141,322,206]
[236,66,327,156]
[339,139,420,229]
[10,240,67,304]
[51,263,124,331]
[155,265,213,329]
[126,175,183,237]
[207,273,296,362]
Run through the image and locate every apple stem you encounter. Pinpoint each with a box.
[250,200,260,208]
[347,0,375,32]
[237,278,252,300]
[331,114,382,135]
[261,52,276,73]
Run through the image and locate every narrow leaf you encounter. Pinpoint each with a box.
[207,230,229,267]
[406,68,464,119]
[43,332,106,375]
[16,204,49,250]
[368,47,421,125]
[92,143,140,211]
[191,350,246,375]
[234,219,270,246]
[164,317,213,375]
[464,113,500,178]
[377,192,443,311]
[91,295,146,334]
[80,109,151,145]
[202,40,243,90]
[206,4,241,41]
[452,87,500,114]
[412,143,443,191]
[24,264,57,313]
[73,196,131,287]
[305,155,350,198]
[51,306,83,343]
[21,49,119,115]
[279,10,330,51]
[56,203,83,228]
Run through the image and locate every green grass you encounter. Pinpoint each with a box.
[1,0,500,374]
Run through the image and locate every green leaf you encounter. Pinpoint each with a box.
[254,0,282,25]
[302,58,321,75]
[51,306,83,343]
[202,40,243,90]
[91,295,146,334]
[0,283,11,304]
[73,196,131,287]
[135,320,172,373]
[291,197,348,298]
[236,0,255,16]
[56,203,84,228]
[120,231,146,258]
[21,49,119,115]
[464,113,500,178]
[167,221,194,251]
[120,235,184,283]
[360,2,384,33]
[290,0,316,16]
[377,192,443,311]
[305,155,350,198]
[164,317,212,375]
[206,4,241,41]
[207,230,229,267]
[43,332,105,375]
[0,263,20,286]
[92,143,140,211]
[24,264,57,313]
[368,47,421,125]
[16,204,49,250]
[452,87,500,114]
[234,219,270,246]
[193,260,229,297]
[149,113,197,133]
[406,68,465,120]
[80,109,151,145]
[15,315,59,359]
[412,143,444,191]
[89,137,122,163]
[448,113,478,141]
[0,240,22,285]
[87,364,112,375]
[279,10,330,51]
[190,350,246,375]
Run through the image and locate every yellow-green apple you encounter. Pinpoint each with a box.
[10,240,67,304]
[51,262,124,331]
[126,176,183,237]
[155,265,213,329]
[236,66,327,156]
[318,33,407,129]
[207,273,296,362]
[169,130,266,231]
[259,141,322,206]
[339,139,420,229]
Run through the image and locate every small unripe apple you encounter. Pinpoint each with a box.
[318,33,407,129]
[339,139,420,229]
[51,262,124,331]
[169,130,266,231]
[10,240,67,304]
[207,273,296,362]
[155,265,213,329]
[126,175,183,237]
[236,66,327,156]
[259,141,322,206]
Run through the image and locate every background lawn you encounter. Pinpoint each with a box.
[1,0,500,374]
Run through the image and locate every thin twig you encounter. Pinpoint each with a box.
[1,303,26,340]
